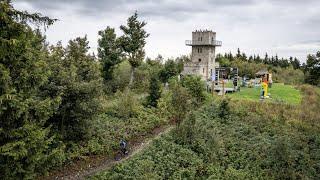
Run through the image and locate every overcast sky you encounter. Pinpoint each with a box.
[14,0,320,62]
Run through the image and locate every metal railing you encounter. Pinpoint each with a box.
[185,40,222,46]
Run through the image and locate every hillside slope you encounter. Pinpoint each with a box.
[92,85,320,179]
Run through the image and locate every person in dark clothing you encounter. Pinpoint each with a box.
[120,139,128,155]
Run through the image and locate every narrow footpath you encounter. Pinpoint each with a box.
[41,125,175,180]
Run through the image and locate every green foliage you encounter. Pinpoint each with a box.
[230,59,269,79]
[159,59,182,83]
[272,66,305,85]
[119,11,149,86]
[218,98,231,120]
[46,36,104,142]
[84,90,172,155]
[146,73,162,107]
[170,84,192,124]
[98,26,123,82]
[0,1,63,178]
[96,86,320,179]
[112,90,140,119]
[0,123,65,179]
[305,51,320,86]
[92,138,204,180]
[181,75,206,105]
[107,60,131,92]
[216,56,231,67]
[131,62,152,92]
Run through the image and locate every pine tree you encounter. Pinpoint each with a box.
[256,55,261,63]
[264,53,269,64]
[98,26,122,81]
[46,36,104,142]
[292,57,300,69]
[236,48,241,58]
[305,52,320,85]
[241,53,247,61]
[248,55,253,62]
[119,11,149,87]
[0,1,63,178]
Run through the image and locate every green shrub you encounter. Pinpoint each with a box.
[218,98,231,121]
[113,90,140,119]
[170,85,192,124]
[92,138,204,180]
[105,61,131,93]
[181,75,206,105]
[0,123,65,179]
[272,66,304,85]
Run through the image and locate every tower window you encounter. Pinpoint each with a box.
[203,68,205,73]
[200,37,203,41]
[198,48,202,53]
[198,58,201,62]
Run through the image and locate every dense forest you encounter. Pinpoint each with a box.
[1,1,320,179]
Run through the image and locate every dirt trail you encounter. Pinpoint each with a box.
[43,125,174,180]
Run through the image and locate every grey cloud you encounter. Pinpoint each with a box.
[15,0,259,19]
[15,0,320,22]
[13,0,320,61]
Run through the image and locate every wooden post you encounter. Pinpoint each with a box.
[222,80,225,96]
[212,80,215,96]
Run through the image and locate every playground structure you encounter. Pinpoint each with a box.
[210,67,239,95]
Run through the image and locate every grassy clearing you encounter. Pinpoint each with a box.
[228,83,302,105]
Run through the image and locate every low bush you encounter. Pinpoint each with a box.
[181,75,207,105]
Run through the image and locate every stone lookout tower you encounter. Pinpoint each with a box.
[183,30,222,80]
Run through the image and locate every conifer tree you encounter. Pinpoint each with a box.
[236,48,241,58]
[264,53,269,64]
[119,12,149,87]
[98,26,122,81]
[0,1,62,178]
[46,37,103,142]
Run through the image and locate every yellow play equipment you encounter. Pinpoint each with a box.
[256,69,272,99]
[261,79,268,98]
